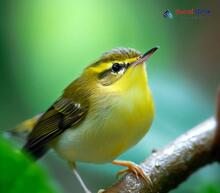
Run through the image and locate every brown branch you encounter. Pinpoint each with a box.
[103,88,220,193]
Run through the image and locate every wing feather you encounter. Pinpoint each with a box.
[22,97,88,159]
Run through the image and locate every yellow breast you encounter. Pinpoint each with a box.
[105,78,154,159]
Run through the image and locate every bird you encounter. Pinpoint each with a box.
[13,46,158,193]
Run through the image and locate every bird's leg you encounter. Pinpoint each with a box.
[112,160,152,184]
[69,162,92,193]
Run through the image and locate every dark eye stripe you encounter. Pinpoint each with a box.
[98,68,112,79]
[125,63,130,68]
[98,63,129,80]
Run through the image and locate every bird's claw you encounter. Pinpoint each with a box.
[113,160,152,184]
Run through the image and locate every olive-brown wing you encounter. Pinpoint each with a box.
[22,97,88,159]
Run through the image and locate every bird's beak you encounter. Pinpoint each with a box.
[132,46,159,67]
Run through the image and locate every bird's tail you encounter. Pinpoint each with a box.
[7,113,43,138]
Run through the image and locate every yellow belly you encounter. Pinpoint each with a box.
[53,85,154,163]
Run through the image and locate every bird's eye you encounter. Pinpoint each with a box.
[112,63,122,73]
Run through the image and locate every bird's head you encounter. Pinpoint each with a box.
[82,47,158,93]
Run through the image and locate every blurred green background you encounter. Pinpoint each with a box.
[0,0,219,193]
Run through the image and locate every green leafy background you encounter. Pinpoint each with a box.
[0,135,59,193]
[0,0,219,193]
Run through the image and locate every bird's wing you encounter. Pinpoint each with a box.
[23,97,88,159]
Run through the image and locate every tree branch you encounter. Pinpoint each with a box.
[103,88,220,193]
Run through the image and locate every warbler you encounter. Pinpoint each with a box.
[13,46,158,193]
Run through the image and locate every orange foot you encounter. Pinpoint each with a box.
[112,160,152,184]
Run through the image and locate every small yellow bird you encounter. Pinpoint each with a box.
[14,47,158,193]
